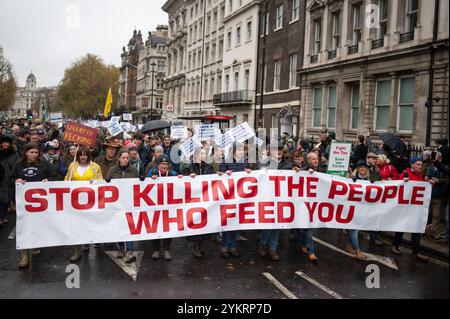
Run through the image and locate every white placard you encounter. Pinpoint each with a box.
[171,125,188,140]
[231,122,255,143]
[255,137,264,147]
[123,113,133,121]
[195,124,217,141]
[216,131,235,149]
[180,136,202,157]
[110,116,121,123]
[327,143,352,177]
[108,122,124,136]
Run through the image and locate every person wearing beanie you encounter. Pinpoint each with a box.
[392,156,430,262]
[147,155,179,261]
[126,142,145,178]
[376,154,399,180]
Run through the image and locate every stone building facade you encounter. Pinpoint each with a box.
[255,0,307,136]
[300,0,449,145]
[136,26,168,122]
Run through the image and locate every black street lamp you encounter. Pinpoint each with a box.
[258,0,269,129]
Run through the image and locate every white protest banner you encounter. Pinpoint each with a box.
[180,136,202,157]
[171,125,188,140]
[231,122,255,143]
[50,112,63,123]
[87,120,99,128]
[15,171,431,249]
[110,116,121,123]
[327,143,352,177]
[108,122,124,136]
[195,124,217,141]
[123,113,133,121]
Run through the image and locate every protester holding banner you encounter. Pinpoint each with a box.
[377,154,399,180]
[257,139,293,261]
[345,159,371,260]
[391,157,429,262]
[12,142,52,268]
[65,146,103,262]
[43,141,63,181]
[106,149,139,263]
[145,145,164,176]
[182,146,217,258]
[95,139,120,178]
[297,151,326,262]
[148,155,179,261]
[126,143,146,178]
[365,152,383,246]
[59,143,78,178]
[218,142,251,258]
[0,135,19,226]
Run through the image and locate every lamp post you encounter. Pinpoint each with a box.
[258,0,268,129]
[149,61,157,121]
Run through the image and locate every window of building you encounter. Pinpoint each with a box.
[219,39,223,58]
[327,85,337,128]
[350,84,360,130]
[314,19,322,55]
[405,0,418,32]
[313,87,323,127]
[289,54,297,88]
[378,0,388,38]
[352,3,362,45]
[229,0,233,13]
[234,72,239,91]
[397,77,415,131]
[276,5,284,30]
[274,60,281,90]
[292,0,300,22]
[247,21,252,40]
[244,69,250,91]
[225,74,230,92]
[332,12,341,50]
[236,26,241,45]
[375,80,391,130]
[227,31,232,49]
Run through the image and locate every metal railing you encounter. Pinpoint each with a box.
[328,50,337,59]
[348,45,359,55]
[372,38,384,49]
[399,31,414,43]
[213,90,254,105]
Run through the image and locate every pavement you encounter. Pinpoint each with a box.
[0,215,448,299]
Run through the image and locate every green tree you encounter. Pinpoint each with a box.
[56,54,119,119]
[0,47,17,111]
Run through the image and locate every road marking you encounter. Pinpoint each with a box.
[313,237,399,271]
[295,271,344,299]
[8,226,16,240]
[377,238,449,268]
[262,272,298,299]
[105,251,144,281]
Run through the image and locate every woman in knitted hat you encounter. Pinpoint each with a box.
[376,154,399,180]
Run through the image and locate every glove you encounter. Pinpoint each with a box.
[105,177,111,183]
[140,176,146,182]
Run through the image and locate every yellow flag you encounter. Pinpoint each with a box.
[103,87,113,117]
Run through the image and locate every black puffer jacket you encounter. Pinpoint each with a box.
[182,162,217,176]
[0,147,20,203]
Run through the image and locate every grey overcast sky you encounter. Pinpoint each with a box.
[0,0,168,87]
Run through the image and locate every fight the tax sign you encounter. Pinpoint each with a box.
[327,143,352,176]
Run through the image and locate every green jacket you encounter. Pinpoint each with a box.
[106,164,139,180]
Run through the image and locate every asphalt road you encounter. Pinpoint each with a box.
[0,217,448,299]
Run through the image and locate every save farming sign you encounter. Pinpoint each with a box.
[15,171,431,250]
[63,122,98,148]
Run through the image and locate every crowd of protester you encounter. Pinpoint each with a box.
[0,119,448,269]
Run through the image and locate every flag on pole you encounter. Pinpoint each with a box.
[103,87,113,118]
